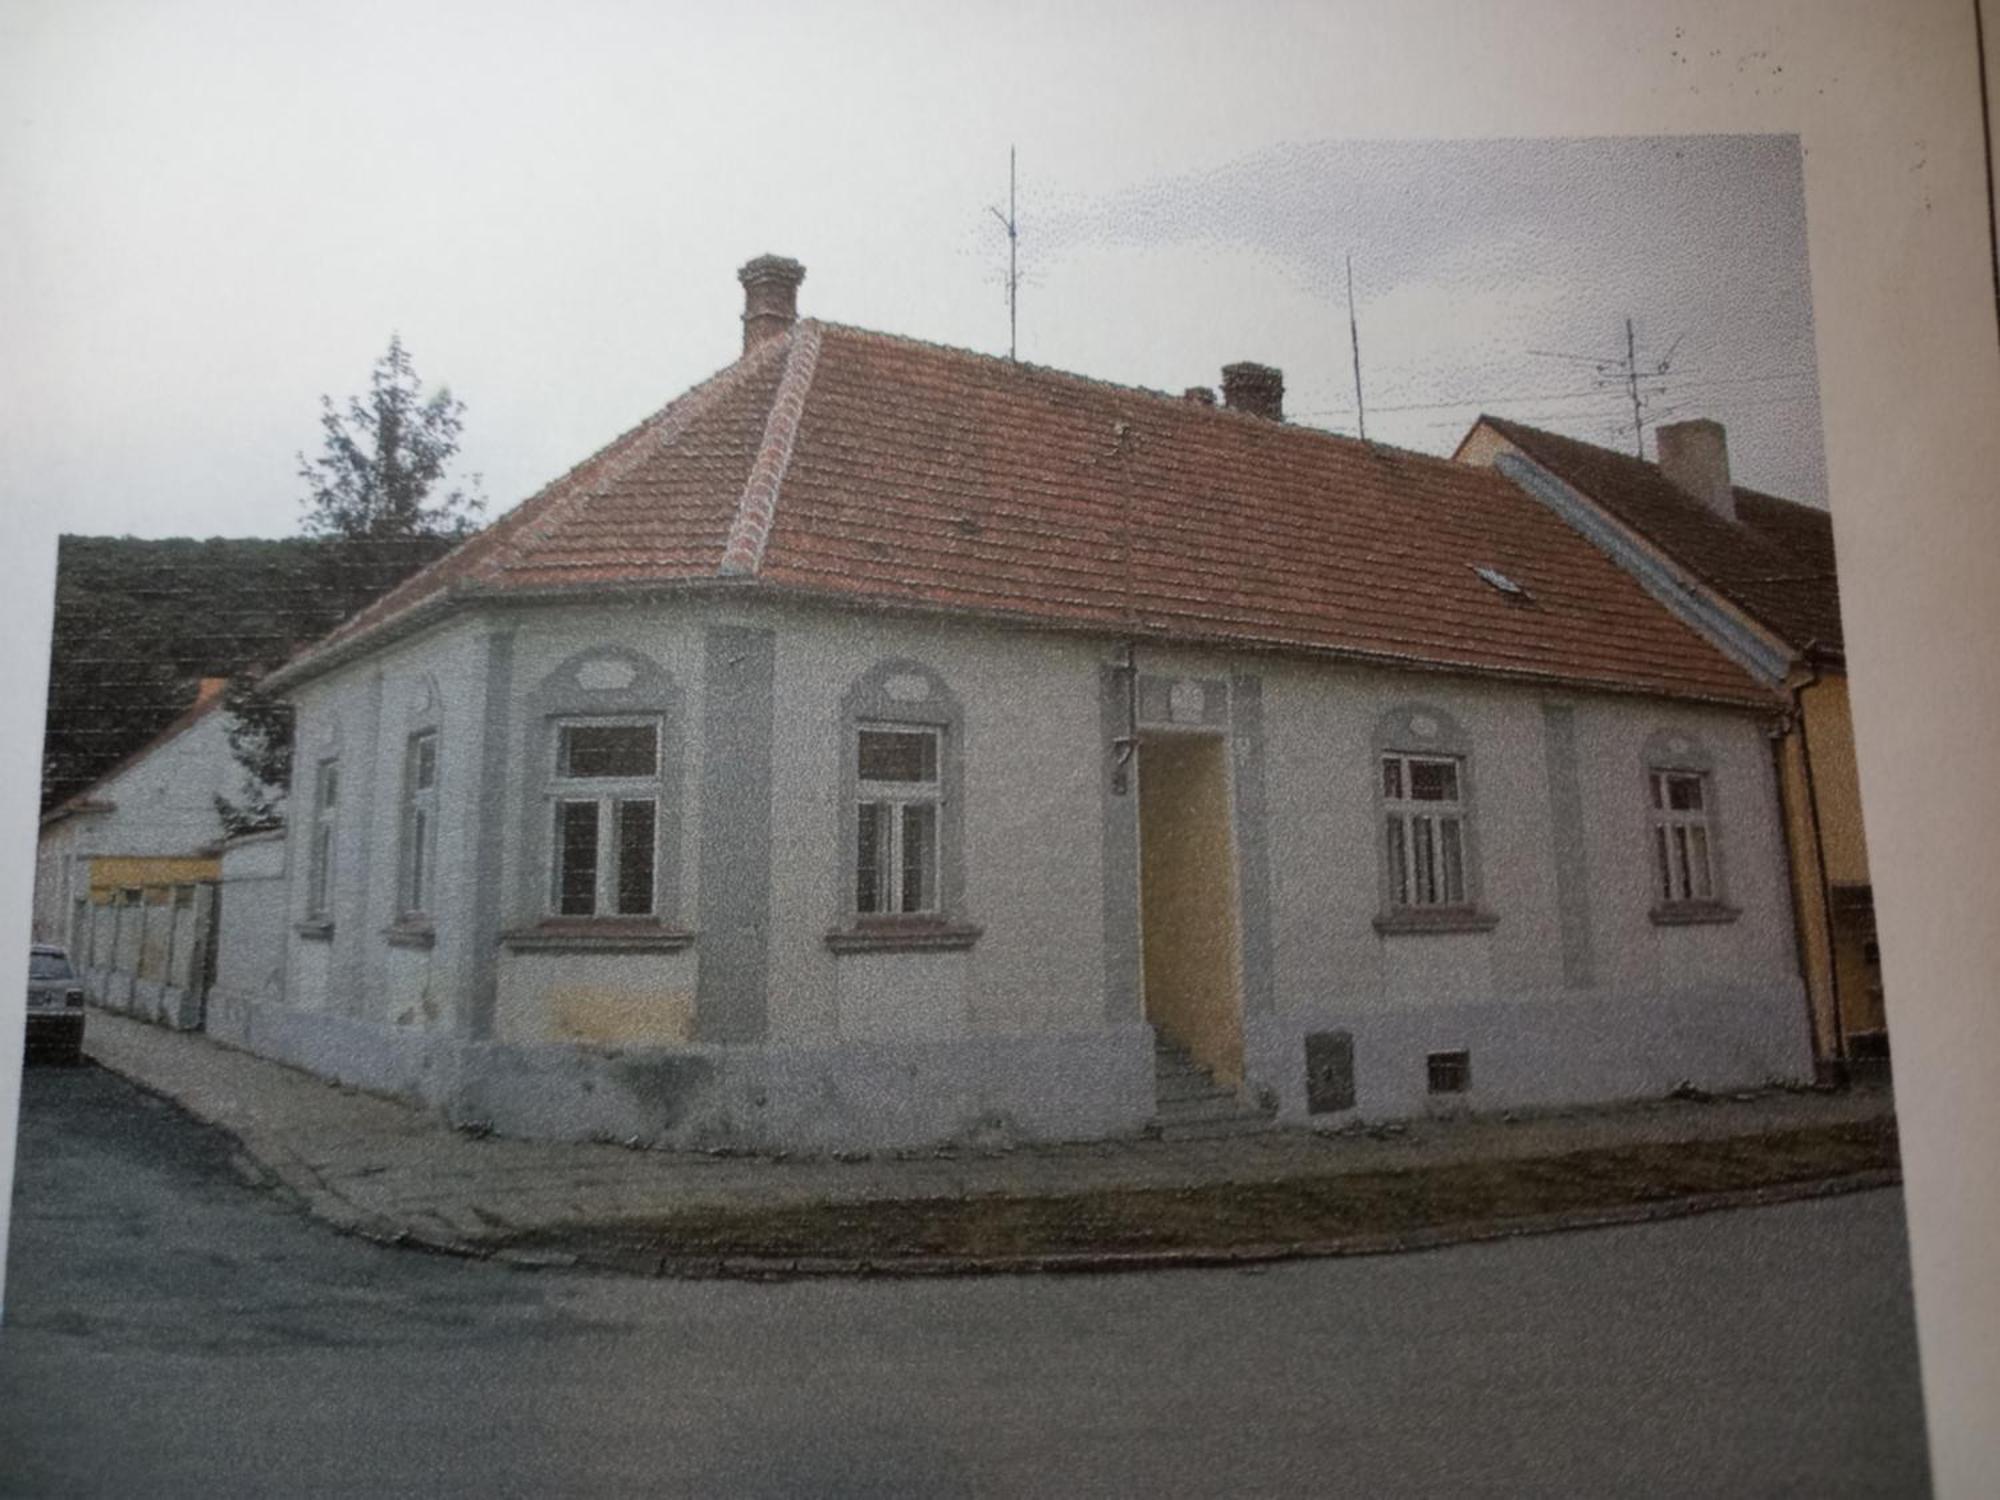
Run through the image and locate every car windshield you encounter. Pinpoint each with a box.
[30,953,74,981]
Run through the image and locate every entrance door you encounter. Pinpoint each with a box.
[1136,733,1244,1084]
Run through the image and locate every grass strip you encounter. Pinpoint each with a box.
[502,1119,1899,1265]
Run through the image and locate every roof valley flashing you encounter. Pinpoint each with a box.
[1492,451,1796,687]
[1464,413,1842,668]
[263,257,1773,710]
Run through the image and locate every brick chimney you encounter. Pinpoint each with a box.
[1655,419,1737,523]
[737,255,805,354]
[1221,362,1283,421]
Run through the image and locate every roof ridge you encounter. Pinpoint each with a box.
[1482,413,1827,514]
[1734,484,1829,519]
[719,320,825,577]
[1484,415,1765,544]
[331,396,685,633]
[477,332,793,586]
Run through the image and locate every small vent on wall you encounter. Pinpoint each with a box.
[1427,1050,1471,1095]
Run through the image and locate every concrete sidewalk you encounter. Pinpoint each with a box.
[75,1008,1898,1264]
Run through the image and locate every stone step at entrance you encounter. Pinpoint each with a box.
[1149,1031,1275,1141]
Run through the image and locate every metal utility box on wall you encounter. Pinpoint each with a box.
[1304,1029,1355,1114]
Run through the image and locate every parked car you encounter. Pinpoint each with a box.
[26,943,86,1064]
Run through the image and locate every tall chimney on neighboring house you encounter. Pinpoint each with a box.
[737,255,806,354]
[1655,419,1738,523]
[1220,362,1284,421]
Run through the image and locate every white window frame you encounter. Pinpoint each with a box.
[399,730,439,920]
[854,723,942,918]
[1649,768,1717,905]
[547,716,662,919]
[307,757,338,919]
[1382,752,1469,909]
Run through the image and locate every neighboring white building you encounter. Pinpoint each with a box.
[223,257,1814,1151]
[33,678,236,946]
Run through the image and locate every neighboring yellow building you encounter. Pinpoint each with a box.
[1779,669,1884,1056]
[1455,415,1883,1079]
[87,854,223,897]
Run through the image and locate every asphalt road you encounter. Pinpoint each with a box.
[2,1063,1931,1497]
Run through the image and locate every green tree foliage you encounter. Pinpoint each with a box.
[214,674,293,837]
[291,336,487,626]
[298,334,484,543]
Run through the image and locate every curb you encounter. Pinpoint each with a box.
[79,1046,1901,1282]
[552,1167,1903,1281]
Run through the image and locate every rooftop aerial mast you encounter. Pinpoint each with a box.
[988,146,1019,361]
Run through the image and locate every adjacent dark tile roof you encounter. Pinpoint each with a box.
[1474,415,1844,657]
[275,324,1773,706]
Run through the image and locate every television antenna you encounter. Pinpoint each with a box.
[1528,320,1685,457]
[988,147,1020,361]
[1346,252,1367,441]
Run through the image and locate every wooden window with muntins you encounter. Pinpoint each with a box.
[1383,753,1468,908]
[550,720,660,918]
[855,726,941,917]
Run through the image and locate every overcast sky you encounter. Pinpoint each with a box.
[2,3,1827,543]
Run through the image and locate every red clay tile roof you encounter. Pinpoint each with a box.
[273,324,1773,706]
[1472,416,1843,656]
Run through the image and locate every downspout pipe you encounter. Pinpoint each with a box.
[1769,718,1828,1083]
[1109,640,1139,795]
[1793,653,1848,1079]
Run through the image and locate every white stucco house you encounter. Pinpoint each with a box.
[34,678,235,946]
[221,256,1814,1151]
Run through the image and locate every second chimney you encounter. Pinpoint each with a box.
[1220,362,1284,421]
[737,255,806,354]
[1655,419,1737,523]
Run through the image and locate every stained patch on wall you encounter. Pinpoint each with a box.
[551,987,695,1045]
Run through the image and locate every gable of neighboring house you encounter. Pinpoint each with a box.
[1455,415,1844,659]
[33,678,239,941]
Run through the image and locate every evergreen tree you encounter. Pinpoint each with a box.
[215,336,479,829]
[298,333,485,542]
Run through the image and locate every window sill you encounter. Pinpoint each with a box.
[1372,906,1500,937]
[293,920,335,942]
[825,919,983,955]
[383,921,436,950]
[499,921,695,954]
[1649,901,1741,927]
